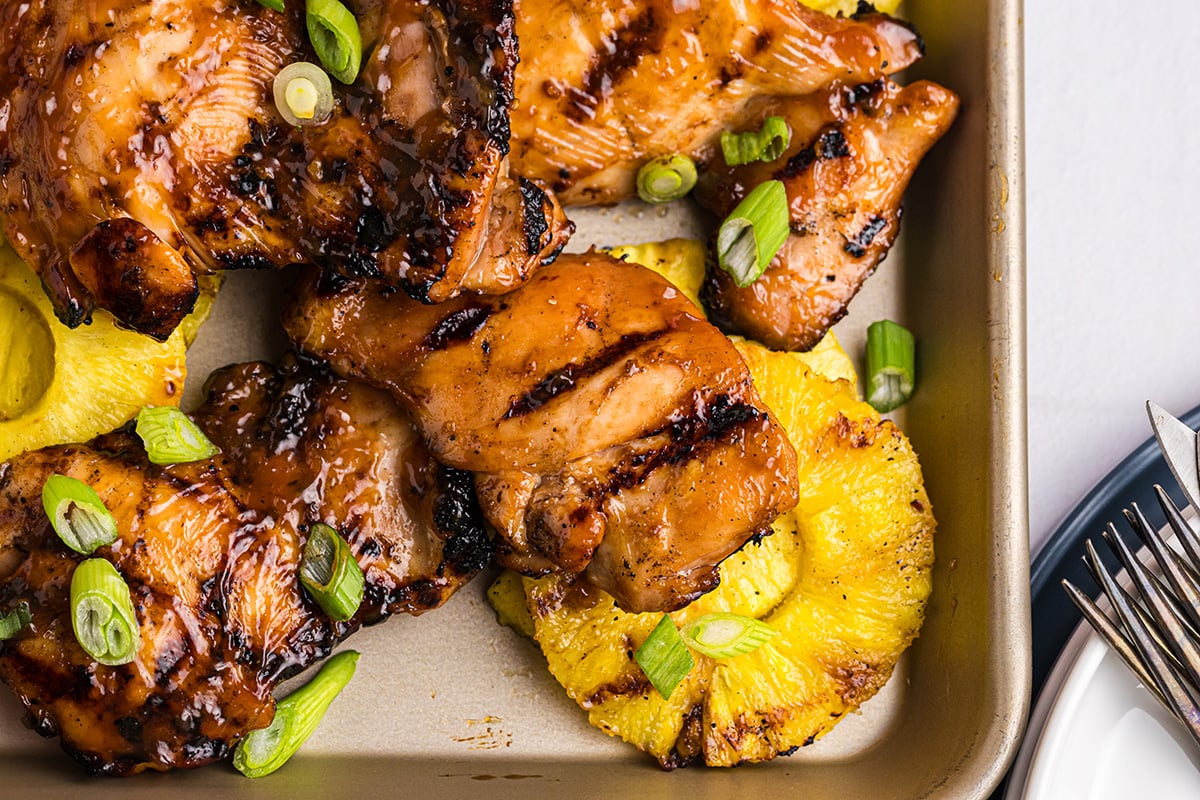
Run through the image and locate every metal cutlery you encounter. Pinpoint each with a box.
[1062,402,1200,748]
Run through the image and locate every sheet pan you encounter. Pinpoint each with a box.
[0,0,1029,795]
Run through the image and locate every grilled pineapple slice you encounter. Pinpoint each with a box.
[490,238,933,767]
[0,245,215,462]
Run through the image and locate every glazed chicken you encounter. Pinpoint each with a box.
[284,252,799,612]
[508,0,959,350]
[0,355,489,773]
[0,0,569,339]
[697,78,960,350]
[509,0,924,203]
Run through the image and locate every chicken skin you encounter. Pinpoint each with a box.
[0,0,569,338]
[0,355,489,773]
[284,252,799,612]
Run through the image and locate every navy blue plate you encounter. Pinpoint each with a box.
[993,402,1200,798]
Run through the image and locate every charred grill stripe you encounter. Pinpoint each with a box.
[433,466,493,575]
[503,329,667,419]
[114,716,142,744]
[438,0,517,152]
[519,178,551,256]
[217,252,278,271]
[567,8,662,123]
[422,303,493,351]
[844,79,886,111]
[817,128,851,160]
[776,126,851,180]
[843,215,888,257]
[587,395,764,502]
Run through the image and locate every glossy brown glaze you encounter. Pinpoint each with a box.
[509,0,924,204]
[284,253,799,612]
[698,79,960,351]
[0,356,489,773]
[507,0,958,351]
[0,0,569,336]
[0,438,273,774]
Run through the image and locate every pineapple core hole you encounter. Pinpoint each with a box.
[0,287,55,420]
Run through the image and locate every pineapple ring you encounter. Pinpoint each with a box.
[0,245,216,462]
[492,239,934,768]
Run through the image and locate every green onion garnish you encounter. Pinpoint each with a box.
[0,602,32,640]
[41,474,119,554]
[274,62,335,127]
[254,0,284,11]
[679,612,779,659]
[306,0,363,85]
[234,649,360,778]
[865,319,916,412]
[70,558,140,666]
[299,523,364,622]
[635,154,698,204]
[135,406,220,465]
[716,179,790,287]
[720,116,791,166]
[634,614,694,699]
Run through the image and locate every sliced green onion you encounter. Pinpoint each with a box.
[0,602,32,640]
[70,558,140,666]
[306,0,363,85]
[234,649,360,778]
[721,116,791,166]
[716,179,790,287]
[679,612,779,659]
[865,319,916,412]
[135,406,220,465]
[299,523,364,622]
[41,474,118,554]
[634,614,694,699]
[274,62,335,127]
[636,154,698,204]
[254,0,284,11]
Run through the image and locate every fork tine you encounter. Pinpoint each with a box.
[1083,537,1187,670]
[1101,523,1200,689]
[1124,502,1200,634]
[1156,484,1200,582]
[1063,578,1172,711]
[1084,539,1200,748]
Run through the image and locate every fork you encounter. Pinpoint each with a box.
[1062,482,1200,749]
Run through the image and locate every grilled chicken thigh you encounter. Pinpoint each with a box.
[284,252,799,612]
[698,78,960,350]
[509,0,924,204]
[0,356,489,773]
[0,0,568,338]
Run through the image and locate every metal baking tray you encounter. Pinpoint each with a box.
[1,0,1028,795]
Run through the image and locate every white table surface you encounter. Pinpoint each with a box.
[1025,0,1200,556]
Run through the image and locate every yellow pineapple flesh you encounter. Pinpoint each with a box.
[0,245,215,462]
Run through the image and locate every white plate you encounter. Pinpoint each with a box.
[1007,611,1200,799]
